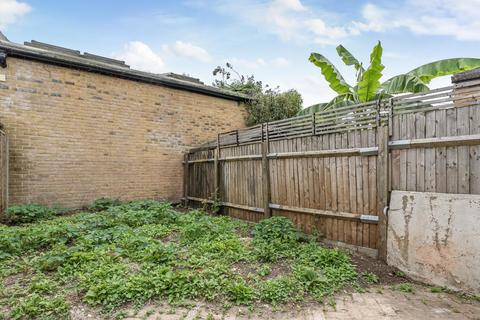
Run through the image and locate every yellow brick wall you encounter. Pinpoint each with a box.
[0,58,247,208]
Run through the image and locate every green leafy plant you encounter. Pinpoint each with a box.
[430,286,450,293]
[361,272,379,284]
[299,41,480,115]
[213,63,302,125]
[6,204,57,224]
[257,264,271,277]
[10,293,70,319]
[0,200,364,318]
[393,283,415,293]
[259,276,302,304]
[227,279,255,305]
[90,197,121,211]
[252,216,304,243]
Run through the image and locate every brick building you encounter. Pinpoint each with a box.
[0,32,248,208]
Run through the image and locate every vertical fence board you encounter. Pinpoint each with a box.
[415,113,426,192]
[446,109,458,193]
[470,105,480,194]
[406,113,417,191]
[436,110,447,193]
[425,111,437,191]
[457,107,470,193]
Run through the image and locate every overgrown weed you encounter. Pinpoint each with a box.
[0,201,358,318]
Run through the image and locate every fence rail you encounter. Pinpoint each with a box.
[185,79,480,259]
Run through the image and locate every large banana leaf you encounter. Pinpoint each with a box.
[324,92,356,108]
[309,53,352,95]
[356,41,384,102]
[380,74,430,95]
[297,93,356,116]
[297,103,328,115]
[336,45,364,81]
[324,98,356,110]
[407,58,480,84]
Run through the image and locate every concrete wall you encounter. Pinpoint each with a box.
[387,190,480,293]
[0,57,247,208]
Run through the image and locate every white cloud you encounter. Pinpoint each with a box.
[226,57,290,69]
[112,41,165,73]
[0,0,31,29]
[271,57,289,67]
[227,57,266,69]
[305,18,351,45]
[274,0,306,12]
[216,0,480,46]
[356,1,480,41]
[274,74,337,107]
[167,41,211,63]
[216,0,358,45]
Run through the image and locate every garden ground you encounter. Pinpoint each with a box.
[108,285,480,320]
[1,200,479,319]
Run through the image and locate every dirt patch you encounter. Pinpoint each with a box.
[265,262,291,279]
[230,260,291,280]
[161,232,178,243]
[3,272,25,287]
[351,253,407,285]
[69,303,103,320]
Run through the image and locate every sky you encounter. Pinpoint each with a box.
[1,0,480,107]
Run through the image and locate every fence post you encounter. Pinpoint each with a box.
[262,123,272,218]
[213,135,220,203]
[377,121,389,261]
[183,152,189,207]
[311,113,316,136]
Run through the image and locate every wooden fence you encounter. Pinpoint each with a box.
[0,129,8,218]
[184,78,480,259]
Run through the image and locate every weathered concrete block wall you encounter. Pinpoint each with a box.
[0,58,247,208]
[388,190,480,293]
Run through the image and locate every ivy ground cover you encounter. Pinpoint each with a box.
[0,200,363,319]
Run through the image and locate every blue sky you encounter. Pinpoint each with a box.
[1,0,480,106]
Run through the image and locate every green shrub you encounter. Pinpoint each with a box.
[212,63,302,126]
[6,204,57,224]
[260,277,302,304]
[252,217,308,262]
[90,197,121,211]
[10,293,70,319]
[227,279,255,305]
[252,216,299,243]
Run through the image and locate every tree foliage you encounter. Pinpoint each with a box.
[299,42,480,115]
[213,63,302,126]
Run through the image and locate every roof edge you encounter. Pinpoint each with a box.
[0,39,250,102]
[452,68,480,83]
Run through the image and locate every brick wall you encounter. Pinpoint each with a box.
[0,57,247,208]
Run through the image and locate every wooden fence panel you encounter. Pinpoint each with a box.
[390,104,480,195]
[184,79,480,254]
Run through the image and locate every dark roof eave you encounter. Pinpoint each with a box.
[452,68,480,84]
[0,44,250,102]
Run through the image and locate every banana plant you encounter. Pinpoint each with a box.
[298,41,480,115]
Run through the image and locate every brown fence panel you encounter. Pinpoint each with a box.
[184,79,480,256]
